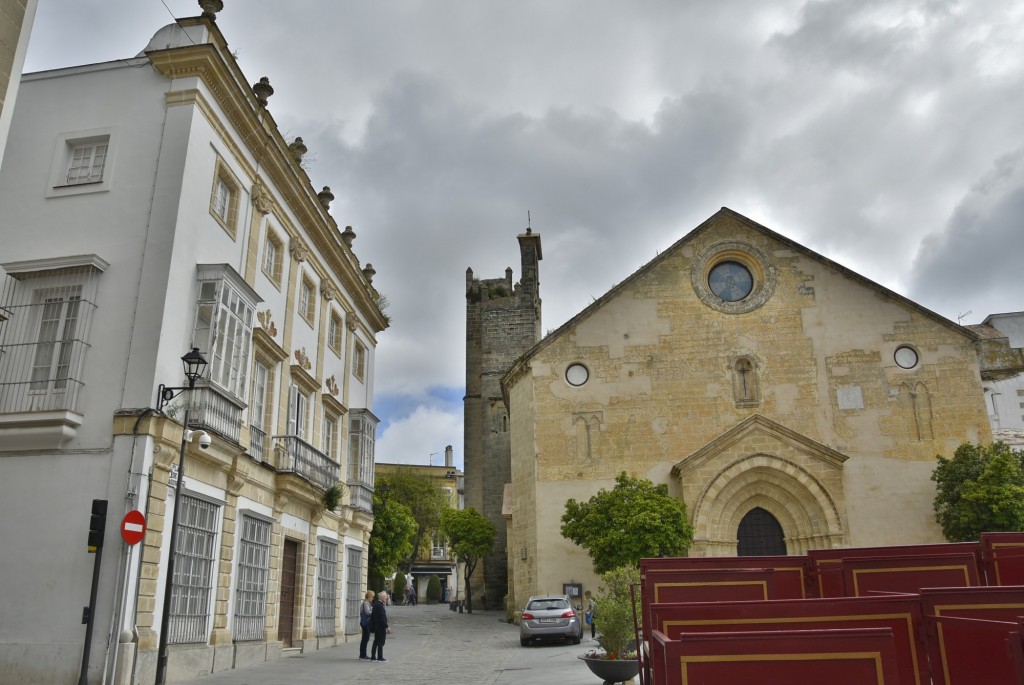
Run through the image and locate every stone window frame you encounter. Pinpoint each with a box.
[209,158,242,239]
[691,241,777,314]
[262,226,284,288]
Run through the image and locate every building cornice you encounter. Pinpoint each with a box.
[146,27,388,334]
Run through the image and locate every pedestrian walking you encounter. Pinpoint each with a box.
[358,590,374,659]
[584,590,596,639]
[370,591,392,662]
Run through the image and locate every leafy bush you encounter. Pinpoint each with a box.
[593,565,641,659]
[426,574,442,602]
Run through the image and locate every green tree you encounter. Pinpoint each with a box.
[932,441,1024,542]
[379,472,451,570]
[366,490,416,592]
[561,472,693,574]
[441,507,496,614]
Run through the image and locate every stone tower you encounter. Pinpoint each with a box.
[464,228,542,608]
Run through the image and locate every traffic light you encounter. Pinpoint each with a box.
[88,499,107,553]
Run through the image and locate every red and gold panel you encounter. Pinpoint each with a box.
[981,532,1024,586]
[841,554,980,597]
[809,543,981,598]
[641,568,776,643]
[649,594,926,685]
[640,555,814,599]
[921,586,1024,685]
[656,627,901,685]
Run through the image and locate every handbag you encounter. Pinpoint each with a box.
[585,611,592,625]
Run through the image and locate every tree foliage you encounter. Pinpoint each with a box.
[441,507,496,614]
[379,472,451,570]
[561,472,693,574]
[932,441,1024,542]
[426,574,442,603]
[367,489,416,591]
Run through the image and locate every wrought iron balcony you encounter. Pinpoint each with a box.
[248,425,267,464]
[186,383,244,444]
[274,434,340,491]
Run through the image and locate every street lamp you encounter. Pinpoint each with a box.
[154,348,208,685]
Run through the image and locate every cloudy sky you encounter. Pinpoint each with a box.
[23,1,1024,468]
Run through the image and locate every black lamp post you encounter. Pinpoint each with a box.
[154,348,208,685]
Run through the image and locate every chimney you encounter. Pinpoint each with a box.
[445,445,453,468]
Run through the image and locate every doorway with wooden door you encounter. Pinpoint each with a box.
[278,538,299,647]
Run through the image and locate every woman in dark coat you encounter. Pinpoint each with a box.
[370,591,391,661]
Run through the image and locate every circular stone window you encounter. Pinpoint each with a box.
[708,261,754,302]
[566,363,589,386]
[894,345,919,369]
[691,242,777,314]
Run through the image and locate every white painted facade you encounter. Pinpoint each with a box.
[981,312,1024,438]
[0,14,385,685]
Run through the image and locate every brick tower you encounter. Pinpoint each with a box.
[464,228,542,609]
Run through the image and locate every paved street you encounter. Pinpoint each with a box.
[172,602,620,685]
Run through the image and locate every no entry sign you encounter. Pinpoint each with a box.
[121,510,146,546]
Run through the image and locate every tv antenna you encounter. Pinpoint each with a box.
[957,309,972,325]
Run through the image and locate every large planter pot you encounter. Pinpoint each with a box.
[578,655,641,684]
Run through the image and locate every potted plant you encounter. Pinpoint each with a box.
[578,565,641,684]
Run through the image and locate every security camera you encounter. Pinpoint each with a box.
[196,431,212,450]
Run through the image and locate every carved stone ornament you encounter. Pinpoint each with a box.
[251,177,273,215]
[362,263,376,283]
[198,0,223,21]
[320,280,337,301]
[341,225,356,248]
[289,241,309,263]
[295,347,312,371]
[346,319,357,332]
[256,309,278,337]
[252,76,274,108]
[318,186,335,210]
[326,376,339,397]
[288,137,308,163]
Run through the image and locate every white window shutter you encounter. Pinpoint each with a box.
[287,384,297,436]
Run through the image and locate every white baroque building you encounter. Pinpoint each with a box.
[0,10,386,685]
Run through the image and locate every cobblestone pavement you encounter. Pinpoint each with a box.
[171,602,617,685]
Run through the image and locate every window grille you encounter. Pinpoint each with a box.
[345,546,363,634]
[316,539,339,637]
[169,495,220,644]
[0,259,103,414]
[233,514,271,641]
[66,142,107,185]
[322,412,335,459]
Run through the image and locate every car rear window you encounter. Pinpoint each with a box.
[527,599,569,611]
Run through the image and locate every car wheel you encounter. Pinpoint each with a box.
[571,635,581,645]
[520,637,530,647]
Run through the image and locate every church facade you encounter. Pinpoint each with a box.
[502,208,1003,607]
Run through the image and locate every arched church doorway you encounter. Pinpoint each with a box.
[737,506,787,556]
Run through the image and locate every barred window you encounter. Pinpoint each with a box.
[345,546,364,634]
[316,539,339,637]
[234,514,272,641]
[29,288,81,391]
[169,495,220,644]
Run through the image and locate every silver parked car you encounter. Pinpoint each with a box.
[519,595,583,646]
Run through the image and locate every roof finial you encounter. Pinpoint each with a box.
[526,210,532,235]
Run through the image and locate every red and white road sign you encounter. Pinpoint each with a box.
[121,510,146,545]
